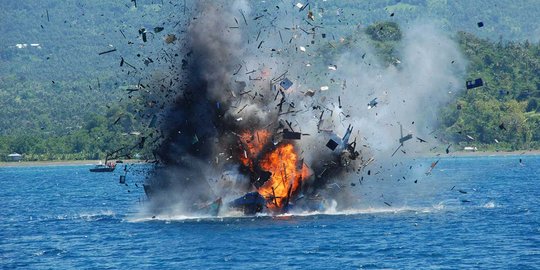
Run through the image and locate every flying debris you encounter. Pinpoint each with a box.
[98,48,117,55]
[279,78,293,90]
[139,28,148,42]
[307,10,315,21]
[466,78,484,89]
[325,125,355,152]
[164,34,177,44]
[367,98,378,109]
[326,139,339,151]
[305,89,315,97]
[399,133,413,145]
[323,125,360,167]
[130,1,465,218]
[392,123,412,156]
[283,129,301,140]
[425,159,440,175]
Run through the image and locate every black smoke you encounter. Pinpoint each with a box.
[134,0,466,216]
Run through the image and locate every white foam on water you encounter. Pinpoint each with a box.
[127,203,452,223]
[77,210,117,221]
[483,201,497,208]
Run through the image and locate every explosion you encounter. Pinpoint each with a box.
[136,0,466,217]
[258,143,303,211]
[239,129,311,212]
[239,130,270,171]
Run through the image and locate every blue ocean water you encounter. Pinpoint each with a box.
[1,156,539,269]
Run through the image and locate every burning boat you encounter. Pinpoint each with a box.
[142,123,362,216]
[109,1,464,219]
[135,2,372,218]
[228,129,310,215]
[225,126,360,215]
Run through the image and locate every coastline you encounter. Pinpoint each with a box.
[0,159,145,168]
[427,149,540,158]
[1,150,538,168]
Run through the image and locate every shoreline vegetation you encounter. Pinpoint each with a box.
[1,5,539,162]
[1,150,538,168]
[425,149,540,157]
[0,159,147,168]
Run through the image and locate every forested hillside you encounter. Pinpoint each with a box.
[0,1,177,135]
[0,1,179,160]
[0,0,539,161]
[440,32,540,150]
[316,0,540,42]
[328,21,540,151]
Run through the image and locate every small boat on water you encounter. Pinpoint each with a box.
[89,162,116,172]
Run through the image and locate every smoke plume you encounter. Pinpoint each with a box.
[140,1,466,216]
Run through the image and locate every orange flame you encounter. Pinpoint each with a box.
[258,143,301,210]
[239,130,311,212]
[239,130,271,169]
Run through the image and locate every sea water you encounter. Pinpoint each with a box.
[1,156,539,269]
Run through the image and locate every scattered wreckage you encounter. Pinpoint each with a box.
[107,1,481,217]
[142,121,367,216]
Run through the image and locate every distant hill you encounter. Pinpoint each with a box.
[0,0,177,135]
[440,32,540,150]
[0,0,539,160]
[315,0,540,42]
